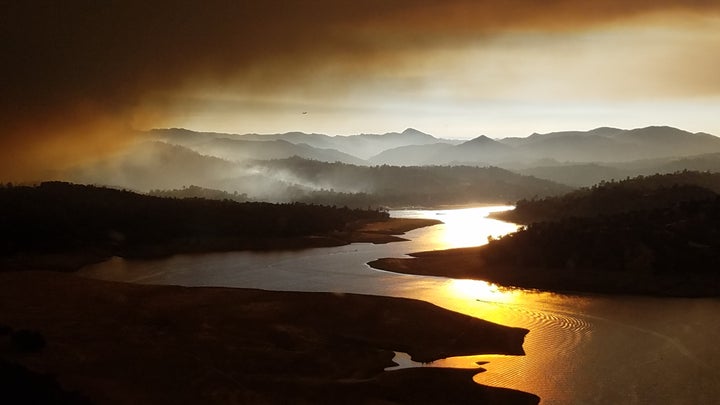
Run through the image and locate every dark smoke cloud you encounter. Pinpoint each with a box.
[2,0,718,180]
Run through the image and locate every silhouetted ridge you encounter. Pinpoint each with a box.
[496,171,720,224]
[375,171,720,296]
[476,171,720,295]
[480,196,720,295]
[587,127,623,136]
[463,135,493,144]
[150,127,454,160]
[0,182,387,264]
[250,157,571,207]
[461,135,510,148]
[494,125,720,164]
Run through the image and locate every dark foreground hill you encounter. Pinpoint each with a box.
[0,270,538,404]
[371,172,720,296]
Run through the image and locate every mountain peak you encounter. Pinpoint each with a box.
[588,127,623,136]
[463,134,504,145]
[467,135,494,143]
[400,128,433,138]
[623,126,691,139]
[460,135,510,150]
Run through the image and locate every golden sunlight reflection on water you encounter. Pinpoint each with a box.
[80,205,720,404]
[447,279,517,304]
[386,279,529,371]
[410,276,586,404]
[391,206,520,251]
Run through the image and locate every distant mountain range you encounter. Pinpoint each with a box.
[514,152,720,187]
[61,125,720,205]
[150,126,720,169]
[150,127,461,162]
[370,135,513,166]
[63,141,570,207]
[369,126,720,166]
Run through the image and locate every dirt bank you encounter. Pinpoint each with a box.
[0,271,537,404]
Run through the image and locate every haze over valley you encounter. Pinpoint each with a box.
[55,125,720,207]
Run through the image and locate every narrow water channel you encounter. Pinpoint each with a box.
[79,206,720,404]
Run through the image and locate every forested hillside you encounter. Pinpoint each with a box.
[253,157,571,207]
[373,171,720,296]
[0,182,388,270]
[494,171,720,224]
[482,171,720,294]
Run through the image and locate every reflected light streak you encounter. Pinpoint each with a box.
[425,278,526,339]
[391,206,526,329]
[434,207,519,249]
[391,206,520,251]
[447,279,516,304]
[389,278,526,372]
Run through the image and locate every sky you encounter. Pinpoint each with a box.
[2,1,720,180]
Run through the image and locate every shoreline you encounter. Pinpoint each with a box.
[0,210,542,402]
[388,202,514,210]
[0,271,538,404]
[2,217,442,273]
[368,246,720,297]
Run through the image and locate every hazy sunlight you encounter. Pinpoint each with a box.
[392,206,520,251]
[435,207,519,249]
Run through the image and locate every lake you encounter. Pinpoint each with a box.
[79,206,720,404]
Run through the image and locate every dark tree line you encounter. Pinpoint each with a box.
[495,171,720,224]
[0,182,388,257]
[477,171,720,294]
[149,185,248,202]
[486,198,720,274]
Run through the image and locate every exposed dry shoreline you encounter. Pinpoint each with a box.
[2,218,442,273]
[0,272,538,404]
[1,217,540,403]
[368,246,720,297]
[345,217,443,243]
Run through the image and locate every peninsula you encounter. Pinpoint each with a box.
[370,172,720,297]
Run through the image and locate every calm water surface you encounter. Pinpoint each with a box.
[80,206,720,404]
